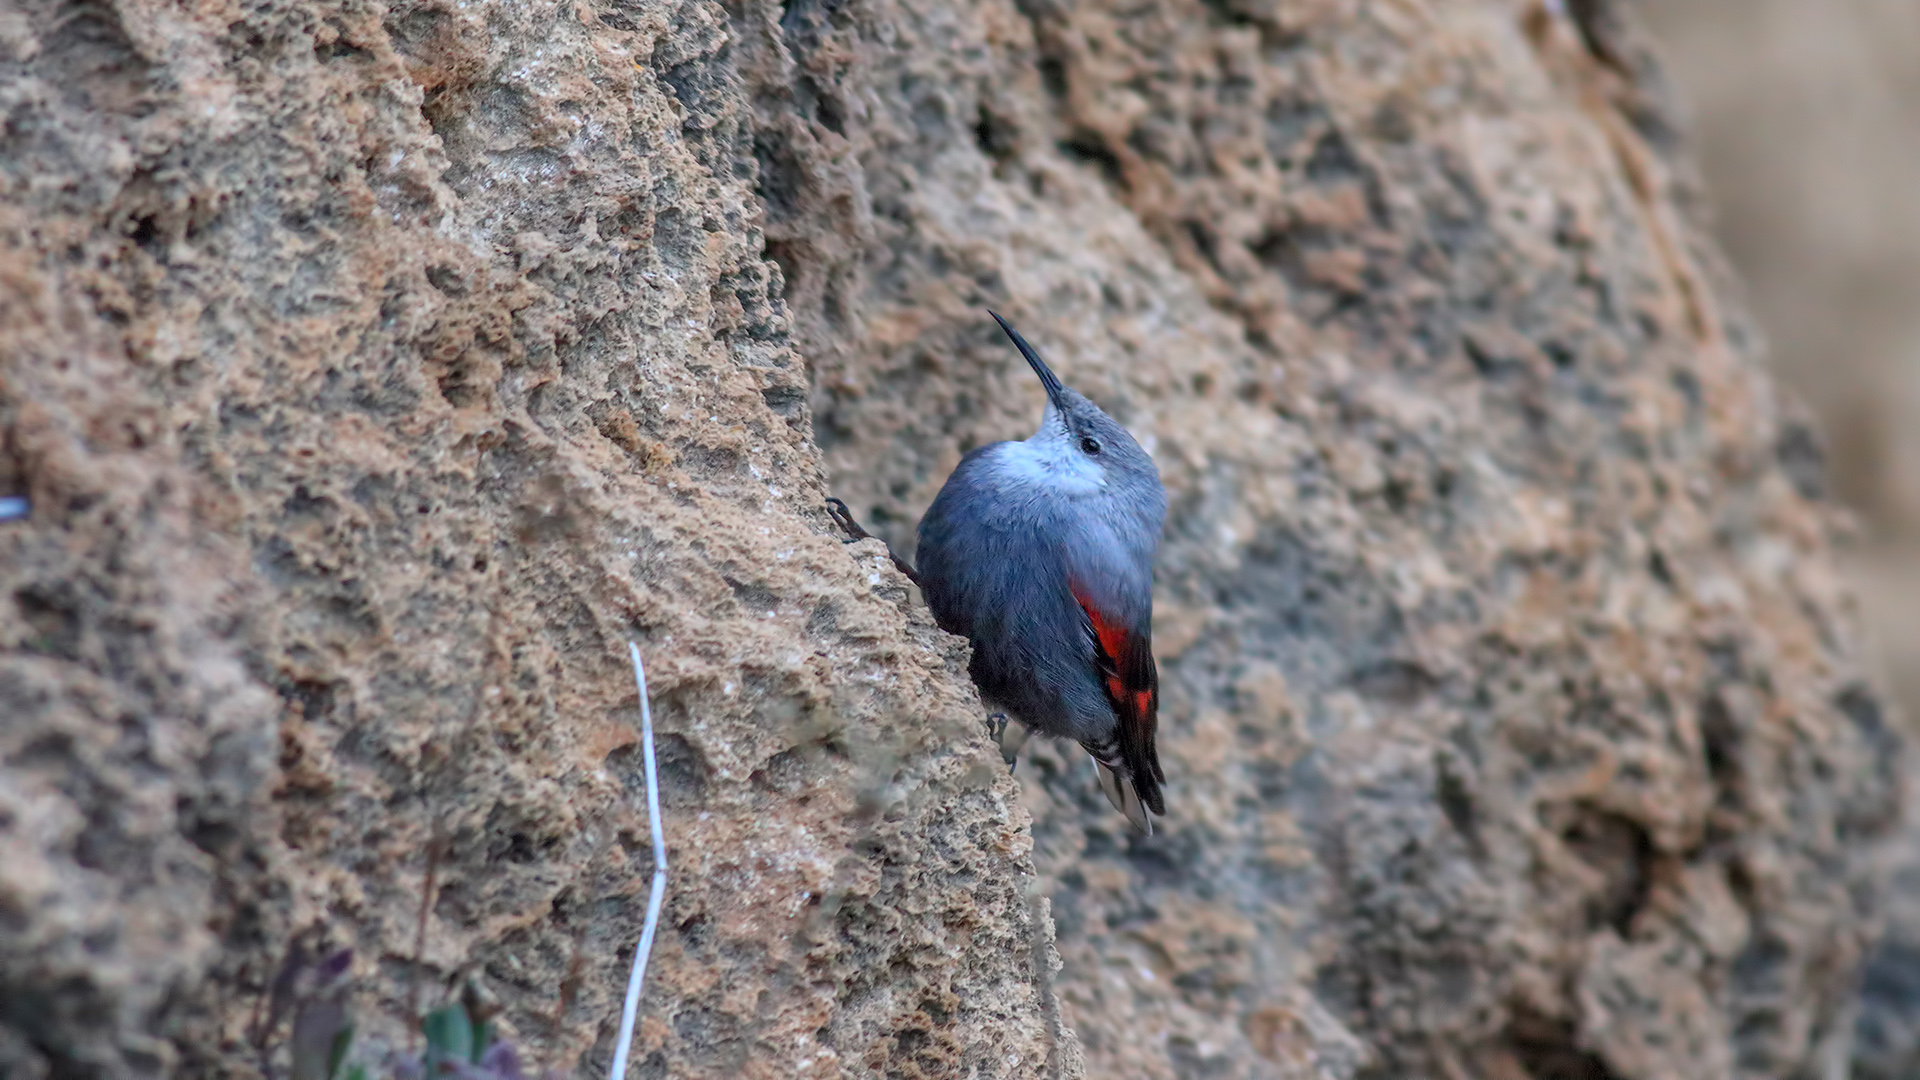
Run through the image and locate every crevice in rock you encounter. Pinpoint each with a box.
[1557,805,1655,936]
[1503,1007,1622,1080]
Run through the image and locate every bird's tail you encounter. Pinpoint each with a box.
[1089,750,1160,835]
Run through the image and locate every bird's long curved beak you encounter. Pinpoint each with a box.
[989,311,1070,414]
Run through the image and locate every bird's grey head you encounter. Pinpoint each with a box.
[988,311,1162,504]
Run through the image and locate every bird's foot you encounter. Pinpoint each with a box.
[825,497,872,544]
[826,498,925,585]
[986,714,1029,773]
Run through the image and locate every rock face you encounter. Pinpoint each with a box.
[0,0,1898,1078]
[1641,6,1920,1077]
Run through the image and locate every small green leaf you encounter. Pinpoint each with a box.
[342,1067,368,1080]
[422,1004,473,1068]
[470,1018,492,1064]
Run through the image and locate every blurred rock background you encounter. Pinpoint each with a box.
[1647,0,1920,712]
[1644,4,1920,1075]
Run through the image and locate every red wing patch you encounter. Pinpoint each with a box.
[1070,583,1166,816]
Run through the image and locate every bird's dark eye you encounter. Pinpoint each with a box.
[1079,435,1102,456]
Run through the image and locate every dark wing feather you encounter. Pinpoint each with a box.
[1073,591,1165,818]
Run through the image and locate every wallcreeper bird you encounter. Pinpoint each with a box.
[828,312,1169,833]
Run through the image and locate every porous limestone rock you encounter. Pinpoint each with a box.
[0,0,1897,1076]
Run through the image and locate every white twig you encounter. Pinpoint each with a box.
[610,642,669,1080]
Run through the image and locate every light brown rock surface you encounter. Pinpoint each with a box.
[0,0,1898,1078]
[1636,5,1920,1077]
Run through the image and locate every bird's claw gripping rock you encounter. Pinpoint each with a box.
[986,714,1027,772]
[826,497,925,586]
[825,497,871,544]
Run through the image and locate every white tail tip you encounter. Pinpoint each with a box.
[1093,757,1152,835]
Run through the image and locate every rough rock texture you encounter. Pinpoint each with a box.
[1636,6,1920,1077]
[756,0,1901,1076]
[0,0,1899,1079]
[0,0,1055,1074]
